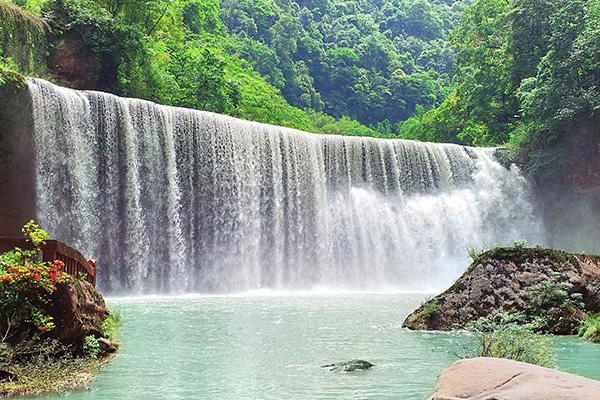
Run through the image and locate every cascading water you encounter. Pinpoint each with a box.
[28,78,543,294]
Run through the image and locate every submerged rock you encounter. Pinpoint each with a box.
[403,246,600,334]
[321,360,374,372]
[427,357,600,400]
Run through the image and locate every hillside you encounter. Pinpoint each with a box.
[0,0,466,138]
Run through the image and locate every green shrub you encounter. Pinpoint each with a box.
[82,335,101,358]
[471,313,555,368]
[579,314,600,343]
[525,274,583,315]
[101,310,121,341]
[513,239,529,249]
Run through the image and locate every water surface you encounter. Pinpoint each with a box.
[40,294,600,399]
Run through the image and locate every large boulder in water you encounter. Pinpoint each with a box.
[403,246,600,334]
[426,357,600,400]
[49,276,109,345]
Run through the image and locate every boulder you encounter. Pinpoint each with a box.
[49,277,109,345]
[427,357,600,400]
[403,247,600,334]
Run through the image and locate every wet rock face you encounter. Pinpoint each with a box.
[426,357,600,400]
[0,72,36,237]
[403,247,600,334]
[535,119,600,254]
[49,277,109,345]
[48,31,119,93]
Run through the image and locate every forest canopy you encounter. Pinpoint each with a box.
[1,0,599,169]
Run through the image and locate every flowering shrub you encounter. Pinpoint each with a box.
[0,221,68,341]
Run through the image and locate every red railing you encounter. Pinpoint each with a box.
[0,237,96,286]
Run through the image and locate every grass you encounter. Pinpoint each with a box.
[404,298,440,328]
[0,352,108,397]
[0,310,121,397]
[0,66,26,88]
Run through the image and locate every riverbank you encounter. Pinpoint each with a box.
[0,350,117,397]
[0,222,119,397]
[0,308,120,397]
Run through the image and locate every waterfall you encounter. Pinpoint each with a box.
[28,78,543,294]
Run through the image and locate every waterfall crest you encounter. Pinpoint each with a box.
[28,78,543,293]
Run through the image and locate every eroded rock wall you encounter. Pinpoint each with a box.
[0,73,37,236]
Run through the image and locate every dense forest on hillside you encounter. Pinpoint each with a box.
[1,0,468,137]
[0,0,599,172]
[398,0,600,175]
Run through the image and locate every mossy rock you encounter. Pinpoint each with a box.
[0,69,27,89]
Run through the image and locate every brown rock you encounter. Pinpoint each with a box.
[97,337,118,354]
[427,357,600,400]
[403,247,600,334]
[48,31,119,94]
[49,277,108,345]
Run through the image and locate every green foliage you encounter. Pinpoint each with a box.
[8,0,598,149]
[525,274,583,316]
[0,221,67,341]
[471,312,555,367]
[513,239,528,250]
[579,314,600,343]
[82,335,101,358]
[466,244,489,262]
[397,0,600,179]
[101,310,121,341]
[0,1,48,74]
[34,0,465,134]
[475,245,570,265]
[35,0,393,134]
[404,298,440,327]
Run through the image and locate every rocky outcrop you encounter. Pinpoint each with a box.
[427,357,600,400]
[49,277,114,350]
[403,247,600,333]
